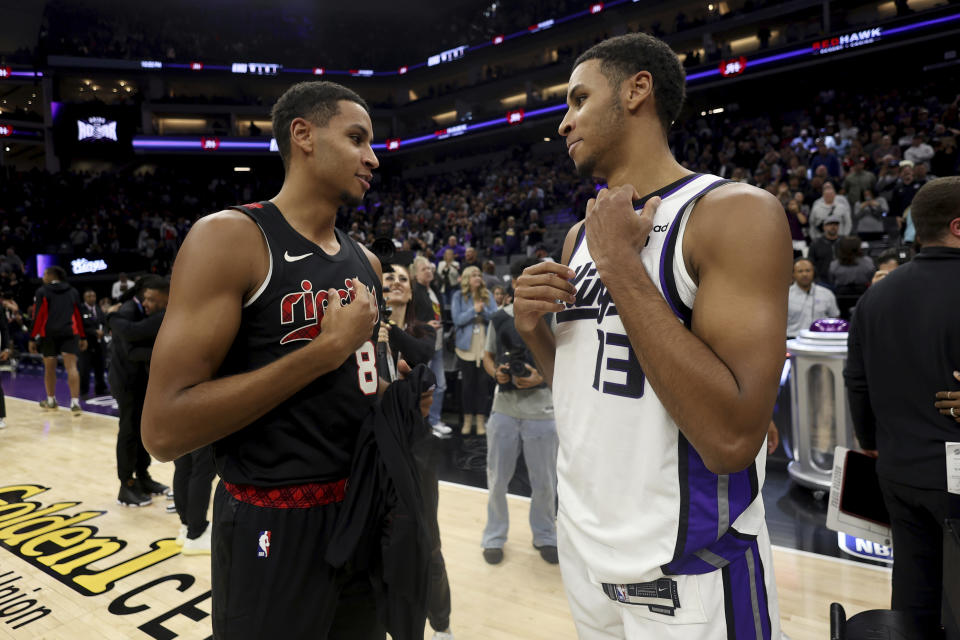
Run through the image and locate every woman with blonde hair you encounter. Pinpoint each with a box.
[451,265,498,435]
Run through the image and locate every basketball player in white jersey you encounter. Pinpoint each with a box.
[514,34,792,639]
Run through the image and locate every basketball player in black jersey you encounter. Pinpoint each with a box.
[143,82,397,639]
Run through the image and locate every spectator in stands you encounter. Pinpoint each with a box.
[503,216,522,257]
[931,135,958,178]
[452,265,498,436]
[830,236,877,302]
[436,248,460,308]
[411,256,451,438]
[903,134,935,168]
[444,234,465,261]
[891,163,923,219]
[492,285,507,308]
[871,248,902,285]
[853,188,889,236]
[28,266,86,415]
[809,215,842,284]
[112,272,135,302]
[462,246,480,271]
[809,181,852,240]
[784,198,808,255]
[481,260,500,291]
[809,140,841,179]
[79,288,108,398]
[872,135,901,166]
[845,177,960,639]
[842,156,876,204]
[4,248,24,275]
[787,258,839,338]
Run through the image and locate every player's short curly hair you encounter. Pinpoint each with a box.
[574,33,685,137]
[271,81,369,170]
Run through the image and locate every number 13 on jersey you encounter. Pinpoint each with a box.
[592,330,645,399]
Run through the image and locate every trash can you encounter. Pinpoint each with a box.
[786,318,861,493]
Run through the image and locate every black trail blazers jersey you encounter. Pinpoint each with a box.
[213,201,384,487]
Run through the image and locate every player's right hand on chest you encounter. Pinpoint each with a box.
[319,275,379,358]
[513,262,576,334]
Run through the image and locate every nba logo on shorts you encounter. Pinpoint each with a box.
[615,584,628,603]
[258,530,271,558]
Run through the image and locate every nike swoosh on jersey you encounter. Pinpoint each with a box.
[284,251,312,262]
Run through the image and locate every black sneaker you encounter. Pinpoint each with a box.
[38,399,58,410]
[482,548,503,565]
[137,474,169,496]
[534,544,559,564]
[118,481,152,507]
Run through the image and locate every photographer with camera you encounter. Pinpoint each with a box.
[479,258,559,566]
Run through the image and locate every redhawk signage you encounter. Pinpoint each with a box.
[189,61,203,71]
[590,3,604,14]
[0,67,11,78]
[719,56,748,77]
[0,125,11,137]
[506,109,525,125]
[200,137,220,150]
[386,138,401,151]
[528,19,554,32]
[492,35,505,45]
[398,66,408,75]
[434,124,468,140]
[313,67,325,75]
[813,27,883,54]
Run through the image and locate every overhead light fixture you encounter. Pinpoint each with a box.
[4,147,9,152]
[543,137,551,142]
[234,166,251,172]
[119,81,126,87]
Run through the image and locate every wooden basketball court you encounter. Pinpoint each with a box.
[0,396,888,639]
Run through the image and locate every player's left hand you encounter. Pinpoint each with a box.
[934,370,960,423]
[513,364,543,389]
[584,186,661,274]
[398,358,434,417]
[0,349,10,362]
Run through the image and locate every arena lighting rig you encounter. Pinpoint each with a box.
[39,7,960,82]
[128,8,960,156]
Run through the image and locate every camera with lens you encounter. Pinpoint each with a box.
[502,350,531,378]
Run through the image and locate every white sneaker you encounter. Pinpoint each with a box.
[181,526,211,555]
[175,524,188,546]
[0,419,6,429]
[432,422,452,437]
[432,630,454,640]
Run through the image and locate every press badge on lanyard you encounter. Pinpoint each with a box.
[947,442,960,495]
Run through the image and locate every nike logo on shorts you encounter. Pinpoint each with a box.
[284,251,312,262]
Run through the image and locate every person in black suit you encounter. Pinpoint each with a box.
[109,276,170,507]
[79,289,108,397]
[845,176,960,638]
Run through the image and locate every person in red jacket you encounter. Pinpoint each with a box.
[28,266,86,415]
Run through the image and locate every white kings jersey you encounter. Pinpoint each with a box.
[552,173,770,584]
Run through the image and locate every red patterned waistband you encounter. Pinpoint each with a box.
[223,478,348,509]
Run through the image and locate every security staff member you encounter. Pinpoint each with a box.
[109,276,169,507]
